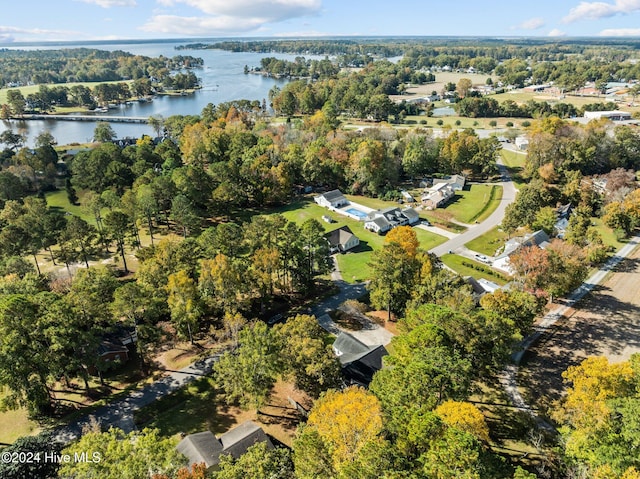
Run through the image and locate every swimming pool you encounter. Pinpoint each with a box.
[345,208,368,219]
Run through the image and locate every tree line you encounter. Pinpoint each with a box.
[0,48,203,87]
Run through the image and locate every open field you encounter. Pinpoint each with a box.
[273,198,446,282]
[391,72,497,101]
[518,244,640,418]
[440,253,509,285]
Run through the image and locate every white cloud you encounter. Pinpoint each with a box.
[518,17,545,30]
[0,25,84,42]
[563,0,640,22]
[140,14,266,34]
[599,27,640,35]
[548,28,567,36]
[77,0,137,6]
[143,0,322,35]
[155,0,321,19]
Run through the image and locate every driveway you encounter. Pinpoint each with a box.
[53,354,222,443]
[429,159,517,257]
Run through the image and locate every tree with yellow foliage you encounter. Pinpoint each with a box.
[305,386,383,471]
[385,225,419,257]
[435,401,490,443]
[555,355,640,475]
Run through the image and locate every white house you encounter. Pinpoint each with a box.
[433,174,466,191]
[364,207,420,234]
[583,110,632,121]
[515,136,529,150]
[421,182,455,210]
[314,189,348,208]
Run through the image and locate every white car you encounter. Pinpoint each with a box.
[475,254,489,263]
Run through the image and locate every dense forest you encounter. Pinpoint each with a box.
[0,48,203,87]
[180,38,640,90]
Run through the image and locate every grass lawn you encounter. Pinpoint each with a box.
[270,198,446,283]
[0,389,40,444]
[465,226,509,257]
[440,253,509,285]
[134,378,304,446]
[590,217,628,251]
[45,189,96,224]
[500,149,527,189]
[444,184,503,224]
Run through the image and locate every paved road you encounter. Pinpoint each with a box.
[53,354,222,443]
[499,234,640,431]
[429,159,518,256]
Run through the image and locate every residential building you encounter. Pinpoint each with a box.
[433,174,466,191]
[326,225,360,253]
[314,189,348,208]
[583,110,632,121]
[492,230,550,274]
[177,421,274,470]
[421,182,455,210]
[332,332,388,387]
[515,136,529,150]
[364,207,420,234]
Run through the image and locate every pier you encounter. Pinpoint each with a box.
[16,114,149,124]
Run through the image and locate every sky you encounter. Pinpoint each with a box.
[2,0,640,44]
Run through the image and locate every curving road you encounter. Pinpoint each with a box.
[428,158,518,256]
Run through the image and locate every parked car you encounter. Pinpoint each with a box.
[475,254,489,263]
[421,219,432,226]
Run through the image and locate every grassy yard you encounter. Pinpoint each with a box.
[134,378,305,447]
[465,226,509,257]
[271,198,446,282]
[590,217,628,251]
[45,189,96,224]
[0,389,40,444]
[444,184,503,224]
[440,253,509,285]
[500,149,527,189]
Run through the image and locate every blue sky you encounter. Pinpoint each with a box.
[2,0,640,43]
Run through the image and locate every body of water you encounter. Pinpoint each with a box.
[1,41,320,146]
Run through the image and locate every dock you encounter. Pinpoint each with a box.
[16,114,149,124]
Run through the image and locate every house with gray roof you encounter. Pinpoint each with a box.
[177,421,274,470]
[492,230,551,274]
[314,189,348,208]
[364,207,420,234]
[326,225,360,253]
[333,332,388,386]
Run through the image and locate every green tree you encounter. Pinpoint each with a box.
[103,210,132,273]
[368,242,420,321]
[275,314,341,397]
[59,427,186,479]
[214,321,282,411]
[166,270,202,344]
[6,89,26,116]
[214,442,295,479]
[0,432,62,479]
[93,121,116,142]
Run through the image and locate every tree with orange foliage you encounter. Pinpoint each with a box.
[508,245,550,291]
